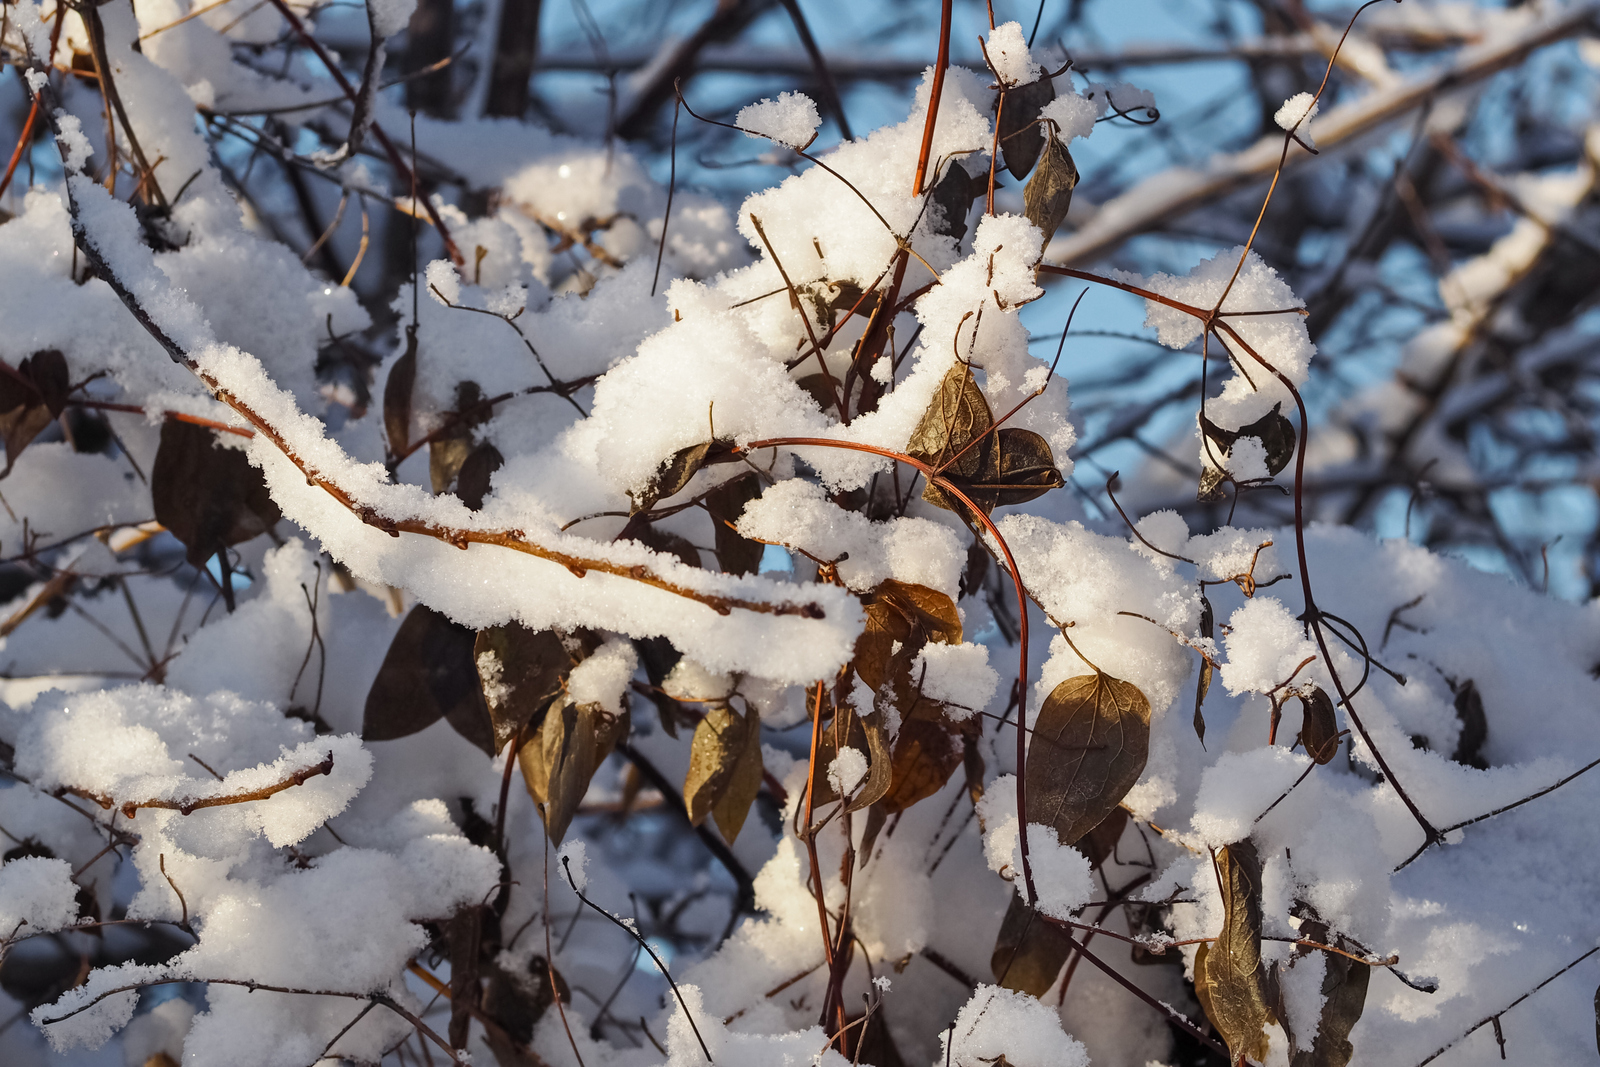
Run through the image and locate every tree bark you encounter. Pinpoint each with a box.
[485,0,543,118]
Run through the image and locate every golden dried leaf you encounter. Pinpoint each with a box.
[684,704,763,842]
[1201,840,1273,1065]
[1022,126,1078,244]
[957,427,1064,510]
[522,696,628,844]
[1025,672,1151,848]
[854,580,963,692]
[1298,687,1340,765]
[881,703,971,813]
[906,361,993,480]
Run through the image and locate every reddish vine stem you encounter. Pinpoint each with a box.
[801,681,837,970]
[911,0,954,196]
[66,752,334,819]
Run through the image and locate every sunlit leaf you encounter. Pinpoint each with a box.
[1200,840,1273,1065]
[522,695,628,844]
[684,703,763,842]
[854,579,962,692]
[1025,672,1151,849]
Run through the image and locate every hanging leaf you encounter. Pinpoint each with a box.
[1195,593,1214,745]
[635,636,694,739]
[1288,945,1369,1067]
[520,695,628,844]
[1022,126,1078,245]
[1450,679,1488,769]
[1000,73,1056,180]
[991,888,1076,996]
[813,705,895,813]
[705,474,765,576]
[929,162,976,242]
[151,417,282,568]
[365,604,494,756]
[881,703,972,813]
[683,703,763,842]
[383,327,418,462]
[455,442,503,511]
[474,624,586,754]
[1200,840,1274,1065]
[1298,686,1340,765]
[0,350,71,477]
[1025,672,1152,849]
[1079,805,1130,868]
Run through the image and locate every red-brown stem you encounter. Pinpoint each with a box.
[0,97,39,205]
[743,436,1038,903]
[912,0,954,196]
[986,89,1003,216]
[68,399,255,438]
[801,681,836,969]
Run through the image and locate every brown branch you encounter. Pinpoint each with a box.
[912,0,953,196]
[66,752,335,820]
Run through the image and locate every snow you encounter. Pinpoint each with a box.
[736,92,822,149]
[914,641,1000,716]
[0,857,81,940]
[1275,91,1321,141]
[1041,91,1099,142]
[826,747,868,796]
[943,985,1091,1067]
[366,0,418,39]
[985,22,1037,86]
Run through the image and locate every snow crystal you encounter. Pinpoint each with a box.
[53,112,93,172]
[423,258,460,305]
[558,839,589,892]
[913,642,999,717]
[827,747,868,796]
[566,637,638,714]
[1041,91,1099,143]
[985,21,1037,86]
[944,985,1090,1067]
[1219,597,1320,696]
[736,92,821,149]
[1275,91,1320,141]
[0,857,80,939]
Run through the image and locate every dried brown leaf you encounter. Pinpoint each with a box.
[991,888,1075,995]
[1289,944,1369,1067]
[456,442,504,511]
[151,417,283,567]
[474,624,581,755]
[523,695,628,844]
[906,362,993,480]
[1022,126,1078,245]
[705,474,765,576]
[684,703,762,842]
[929,162,976,242]
[1201,840,1273,1065]
[365,604,493,754]
[854,580,962,691]
[383,328,417,459]
[1000,74,1056,180]
[1451,679,1488,769]
[1298,686,1340,766]
[882,703,970,813]
[1025,672,1151,848]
